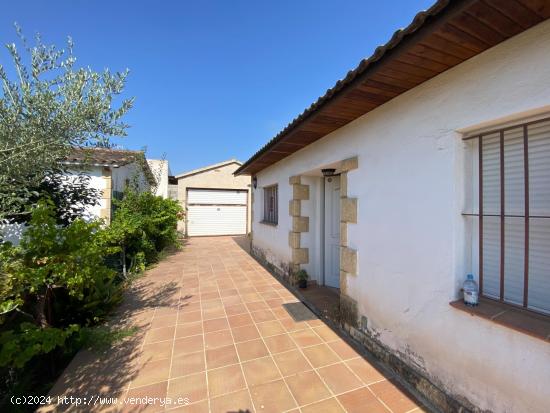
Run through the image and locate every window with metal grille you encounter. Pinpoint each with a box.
[464,117,550,314]
[263,185,278,225]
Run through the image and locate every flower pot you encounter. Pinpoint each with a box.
[298,279,307,289]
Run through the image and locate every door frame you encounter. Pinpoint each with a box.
[322,175,341,288]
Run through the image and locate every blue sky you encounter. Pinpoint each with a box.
[1,0,434,175]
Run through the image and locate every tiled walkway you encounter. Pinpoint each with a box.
[42,237,426,413]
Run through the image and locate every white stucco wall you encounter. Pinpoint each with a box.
[147,159,170,198]
[251,20,550,413]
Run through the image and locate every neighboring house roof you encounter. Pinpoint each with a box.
[65,147,156,185]
[235,0,550,176]
[175,159,242,179]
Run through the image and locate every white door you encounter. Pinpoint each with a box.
[187,189,247,236]
[324,176,340,288]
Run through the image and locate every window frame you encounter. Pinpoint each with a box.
[262,184,278,225]
[463,115,550,316]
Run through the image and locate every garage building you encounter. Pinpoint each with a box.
[175,159,251,237]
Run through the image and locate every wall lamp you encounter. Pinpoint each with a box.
[252,176,258,189]
[321,168,337,177]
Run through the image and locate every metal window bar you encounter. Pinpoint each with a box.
[263,185,278,224]
[467,117,550,314]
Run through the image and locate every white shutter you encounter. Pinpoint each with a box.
[481,133,501,298]
[527,120,550,313]
[503,127,525,305]
[187,189,247,205]
[186,189,248,236]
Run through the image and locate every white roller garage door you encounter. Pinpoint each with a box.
[187,189,247,236]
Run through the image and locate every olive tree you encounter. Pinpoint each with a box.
[0,25,134,221]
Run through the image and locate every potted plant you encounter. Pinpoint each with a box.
[296,269,308,289]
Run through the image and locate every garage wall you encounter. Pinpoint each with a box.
[176,162,251,234]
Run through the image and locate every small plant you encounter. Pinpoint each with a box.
[296,269,308,289]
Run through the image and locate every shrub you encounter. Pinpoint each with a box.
[0,201,121,364]
[100,189,182,275]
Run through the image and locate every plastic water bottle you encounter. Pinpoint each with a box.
[463,274,479,306]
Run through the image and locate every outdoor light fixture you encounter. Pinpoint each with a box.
[252,176,258,189]
[321,168,336,177]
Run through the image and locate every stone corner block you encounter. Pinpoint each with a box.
[288,231,300,249]
[340,222,348,246]
[289,175,301,185]
[340,247,357,275]
[341,198,357,224]
[340,172,348,198]
[340,156,358,172]
[289,200,301,217]
[292,216,309,233]
[292,248,309,264]
[293,184,310,201]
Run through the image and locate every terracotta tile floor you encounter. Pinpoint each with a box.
[40,236,427,413]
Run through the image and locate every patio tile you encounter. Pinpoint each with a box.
[130,358,171,388]
[207,364,247,397]
[279,317,310,333]
[263,333,296,354]
[175,321,203,339]
[312,325,340,343]
[301,397,345,413]
[369,379,420,413]
[125,381,168,412]
[228,313,254,328]
[203,317,229,333]
[173,335,204,356]
[140,340,173,362]
[328,339,359,360]
[206,344,239,369]
[345,357,387,384]
[178,310,203,324]
[284,370,331,406]
[249,379,297,413]
[235,338,269,361]
[272,349,312,377]
[225,303,248,316]
[202,306,226,320]
[210,388,254,413]
[242,356,282,386]
[167,372,208,404]
[289,329,323,347]
[302,344,340,368]
[256,320,286,337]
[317,363,364,394]
[337,387,391,413]
[150,313,178,329]
[204,329,233,349]
[144,326,175,344]
[167,399,209,412]
[251,309,277,323]
[246,300,269,312]
[232,324,261,343]
[170,352,205,378]
[45,237,423,413]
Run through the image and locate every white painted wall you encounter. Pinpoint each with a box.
[147,159,169,198]
[251,20,550,413]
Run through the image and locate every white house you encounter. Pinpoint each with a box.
[64,147,155,224]
[147,158,175,199]
[235,1,550,412]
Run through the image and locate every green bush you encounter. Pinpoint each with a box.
[100,189,183,275]
[0,201,121,367]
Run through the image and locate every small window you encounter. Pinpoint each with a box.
[263,185,278,225]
